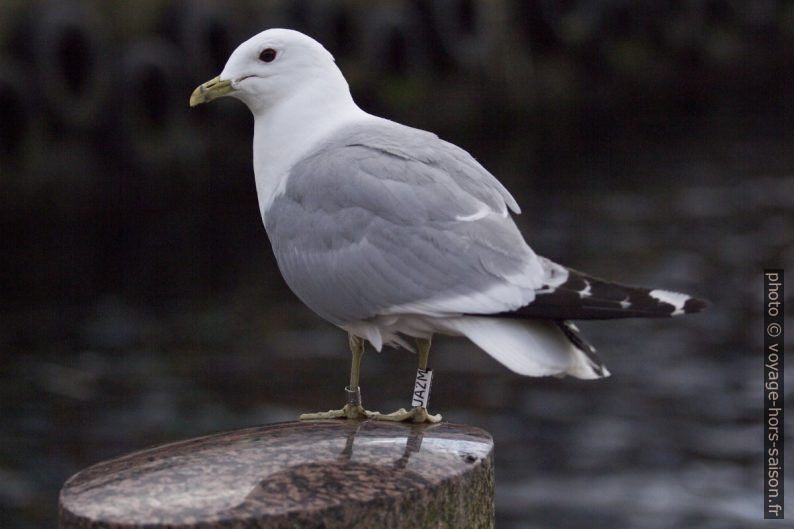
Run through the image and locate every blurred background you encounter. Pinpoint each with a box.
[1,0,792,527]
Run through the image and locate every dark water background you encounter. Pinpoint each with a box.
[1,1,793,528]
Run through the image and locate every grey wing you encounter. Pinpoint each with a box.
[264,121,546,326]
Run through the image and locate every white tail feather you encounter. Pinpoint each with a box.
[442,316,608,379]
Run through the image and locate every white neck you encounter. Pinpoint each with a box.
[250,77,369,218]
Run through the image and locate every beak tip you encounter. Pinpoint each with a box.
[189,76,233,108]
[189,88,205,108]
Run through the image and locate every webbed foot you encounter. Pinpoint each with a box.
[299,404,379,420]
[369,406,442,423]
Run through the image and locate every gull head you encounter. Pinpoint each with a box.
[189,28,340,112]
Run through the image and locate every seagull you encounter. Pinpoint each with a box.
[190,29,707,423]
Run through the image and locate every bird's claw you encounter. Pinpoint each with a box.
[299,404,378,421]
[300,405,441,423]
[369,406,442,424]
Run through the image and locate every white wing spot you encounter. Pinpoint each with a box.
[455,203,491,222]
[620,298,631,309]
[649,289,690,316]
[578,280,592,298]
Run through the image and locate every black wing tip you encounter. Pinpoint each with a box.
[480,288,710,320]
[555,320,609,378]
[683,296,709,314]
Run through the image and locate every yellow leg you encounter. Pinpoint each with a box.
[417,336,430,370]
[349,334,363,389]
[369,337,442,424]
[299,334,381,420]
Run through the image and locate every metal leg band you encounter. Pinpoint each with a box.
[345,385,362,407]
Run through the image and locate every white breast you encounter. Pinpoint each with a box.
[251,89,371,218]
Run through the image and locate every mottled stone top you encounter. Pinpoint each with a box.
[59,421,494,529]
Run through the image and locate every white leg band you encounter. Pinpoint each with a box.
[411,368,433,408]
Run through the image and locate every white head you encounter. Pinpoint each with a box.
[189,28,350,114]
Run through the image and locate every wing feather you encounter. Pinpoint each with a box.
[264,120,542,325]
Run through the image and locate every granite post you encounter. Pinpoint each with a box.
[59,420,494,529]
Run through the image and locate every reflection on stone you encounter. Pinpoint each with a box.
[60,421,494,529]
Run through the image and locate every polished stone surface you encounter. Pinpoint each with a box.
[59,421,494,528]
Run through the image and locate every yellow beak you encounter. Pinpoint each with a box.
[189,76,235,107]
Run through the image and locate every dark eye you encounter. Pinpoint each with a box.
[259,48,277,63]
